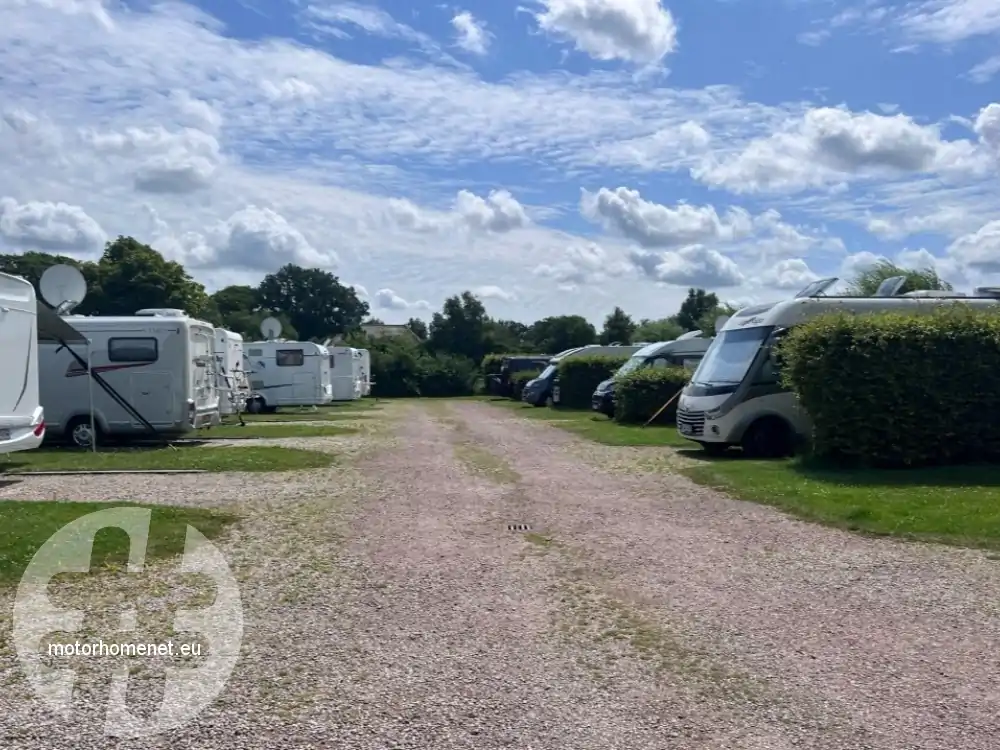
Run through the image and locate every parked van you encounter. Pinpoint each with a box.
[213,327,250,416]
[328,346,363,401]
[40,313,221,447]
[522,344,643,407]
[244,340,332,411]
[677,277,1000,457]
[0,272,47,453]
[488,355,550,397]
[591,334,712,416]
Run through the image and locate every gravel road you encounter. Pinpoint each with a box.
[1,400,998,748]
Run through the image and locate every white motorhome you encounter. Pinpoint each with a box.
[522,344,643,407]
[357,348,372,396]
[243,340,332,411]
[40,312,221,447]
[677,277,1000,458]
[328,346,363,401]
[0,272,47,453]
[213,327,249,416]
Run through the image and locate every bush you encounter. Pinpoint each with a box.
[482,353,505,376]
[509,369,541,400]
[614,367,690,424]
[779,307,1000,467]
[368,337,477,397]
[556,355,629,409]
[417,352,478,397]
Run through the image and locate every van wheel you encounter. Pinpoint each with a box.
[246,397,264,414]
[66,417,100,449]
[741,418,791,459]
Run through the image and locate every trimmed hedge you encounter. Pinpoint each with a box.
[482,353,505,375]
[510,369,541,400]
[779,307,1000,467]
[556,355,629,409]
[614,366,691,424]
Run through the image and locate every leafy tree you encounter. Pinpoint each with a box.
[599,306,636,345]
[845,260,952,296]
[696,303,740,336]
[525,315,596,353]
[427,291,490,362]
[364,317,386,325]
[0,251,102,313]
[406,317,428,340]
[633,317,684,343]
[484,319,530,353]
[258,264,369,341]
[675,288,719,331]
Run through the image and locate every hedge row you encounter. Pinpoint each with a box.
[779,307,1000,467]
[614,367,691,424]
[556,355,629,408]
[510,369,541,400]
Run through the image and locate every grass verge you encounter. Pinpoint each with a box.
[2,446,336,473]
[480,398,689,447]
[453,442,520,483]
[0,500,237,585]
[200,424,358,439]
[234,411,371,422]
[679,450,1000,550]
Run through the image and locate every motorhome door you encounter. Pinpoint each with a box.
[109,337,174,426]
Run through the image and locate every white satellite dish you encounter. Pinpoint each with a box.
[39,264,87,314]
[260,316,283,340]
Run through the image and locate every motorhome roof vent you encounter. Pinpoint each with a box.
[974,287,1000,299]
[873,276,908,297]
[136,308,187,317]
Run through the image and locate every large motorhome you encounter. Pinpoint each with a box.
[676,277,1000,458]
[213,327,250,415]
[243,340,332,411]
[328,346,363,401]
[0,272,46,453]
[591,334,712,416]
[40,312,221,447]
[522,344,643,407]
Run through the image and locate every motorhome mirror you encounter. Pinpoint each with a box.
[260,316,283,340]
[39,264,87,314]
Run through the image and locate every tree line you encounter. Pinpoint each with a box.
[0,235,952,397]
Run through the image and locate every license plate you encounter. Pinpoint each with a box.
[0,429,10,441]
[679,424,692,434]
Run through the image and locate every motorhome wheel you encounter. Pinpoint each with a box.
[246,396,264,414]
[740,418,791,459]
[66,417,100,449]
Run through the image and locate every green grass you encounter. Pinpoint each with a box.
[199,423,358,439]
[0,500,237,585]
[680,450,1000,549]
[2,446,336,473]
[480,398,689,447]
[233,411,371,422]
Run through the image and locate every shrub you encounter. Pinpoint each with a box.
[368,337,477,397]
[509,369,541,400]
[779,307,1000,467]
[482,353,505,376]
[556,355,629,409]
[415,352,478,397]
[614,366,691,424]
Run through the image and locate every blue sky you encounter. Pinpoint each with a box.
[0,0,997,323]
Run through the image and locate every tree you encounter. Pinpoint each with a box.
[845,260,952,296]
[427,291,490,362]
[696,303,740,336]
[406,317,428,340]
[258,264,369,341]
[364,317,385,325]
[525,315,596,354]
[484,319,529,353]
[599,306,636,344]
[0,251,102,313]
[633,317,684,343]
[675,288,719,331]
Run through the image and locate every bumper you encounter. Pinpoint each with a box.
[591,391,614,415]
[0,408,45,454]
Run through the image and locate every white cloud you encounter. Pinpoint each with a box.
[629,245,744,287]
[0,197,106,252]
[451,11,490,55]
[385,189,529,233]
[968,55,1000,84]
[260,77,319,102]
[374,288,430,310]
[898,0,1000,44]
[759,258,819,290]
[472,285,516,301]
[947,220,1000,274]
[974,102,1000,151]
[532,242,630,289]
[531,0,678,65]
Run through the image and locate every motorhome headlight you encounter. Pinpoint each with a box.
[705,407,724,420]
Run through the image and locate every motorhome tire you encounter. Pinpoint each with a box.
[66,417,100,449]
[246,397,265,414]
[740,418,791,459]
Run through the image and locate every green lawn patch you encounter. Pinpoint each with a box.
[233,411,371,422]
[2,446,336,473]
[201,424,358,439]
[0,500,237,585]
[680,450,1000,550]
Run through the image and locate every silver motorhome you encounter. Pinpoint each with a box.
[0,272,46,453]
[676,277,1000,457]
[40,313,220,447]
[244,340,333,411]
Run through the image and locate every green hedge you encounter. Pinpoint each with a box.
[482,354,505,375]
[614,367,691,424]
[510,369,541,400]
[556,355,629,409]
[779,307,1000,466]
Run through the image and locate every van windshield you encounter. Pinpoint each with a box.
[692,327,773,386]
[616,355,647,376]
[539,364,557,379]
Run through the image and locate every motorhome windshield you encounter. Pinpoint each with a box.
[692,326,773,386]
[539,364,558,380]
[616,355,646,376]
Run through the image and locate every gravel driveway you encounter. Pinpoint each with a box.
[1,400,998,748]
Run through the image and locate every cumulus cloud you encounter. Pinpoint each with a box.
[451,11,490,54]
[758,258,819,290]
[532,0,678,65]
[532,242,630,290]
[947,220,1000,274]
[629,245,744,287]
[0,197,106,252]
[260,77,319,102]
[472,285,516,301]
[385,189,529,234]
[374,288,430,310]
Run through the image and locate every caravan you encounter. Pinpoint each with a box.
[328,346,363,401]
[0,272,46,453]
[213,327,249,415]
[357,348,371,396]
[40,313,221,447]
[243,340,333,411]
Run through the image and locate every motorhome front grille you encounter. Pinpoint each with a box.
[676,409,705,437]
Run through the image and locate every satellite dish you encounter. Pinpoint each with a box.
[260,316,283,340]
[39,264,87,314]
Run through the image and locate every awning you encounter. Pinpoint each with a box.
[37,301,87,343]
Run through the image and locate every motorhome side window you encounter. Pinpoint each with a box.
[276,349,304,366]
[107,337,158,363]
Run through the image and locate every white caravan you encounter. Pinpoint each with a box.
[677,277,1000,458]
[328,346,363,401]
[0,272,47,453]
[243,340,332,411]
[40,313,221,447]
[213,327,250,415]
